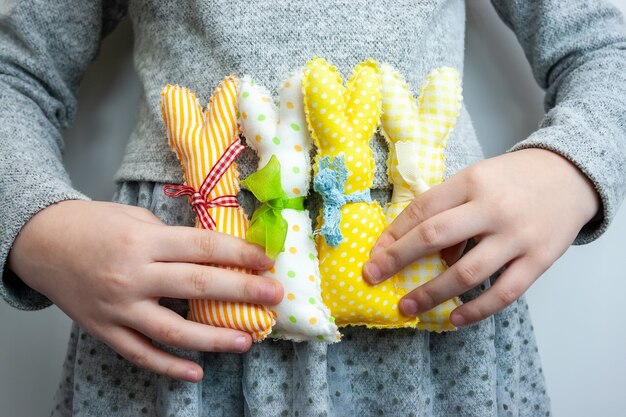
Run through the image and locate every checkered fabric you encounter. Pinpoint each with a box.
[381,65,463,332]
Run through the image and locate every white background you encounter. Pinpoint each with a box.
[1,1,625,416]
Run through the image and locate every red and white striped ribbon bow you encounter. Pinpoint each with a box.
[164,138,246,230]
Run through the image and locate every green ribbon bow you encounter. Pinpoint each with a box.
[241,155,305,259]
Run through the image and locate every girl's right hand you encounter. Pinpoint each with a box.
[7,200,283,382]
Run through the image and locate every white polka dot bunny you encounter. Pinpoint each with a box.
[238,70,340,343]
[380,64,464,331]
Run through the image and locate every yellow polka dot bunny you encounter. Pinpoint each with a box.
[303,57,415,328]
[380,64,464,332]
[238,70,340,343]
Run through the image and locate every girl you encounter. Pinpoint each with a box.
[2,1,625,415]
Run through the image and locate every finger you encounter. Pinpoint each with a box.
[364,202,486,284]
[448,257,546,327]
[143,262,283,305]
[126,301,253,353]
[108,202,165,226]
[398,236,517,317]
[148,226,273,270]
[440,240,467,267]
[106,326,205,382]
[125,208,164,226]
[372,175,469,252]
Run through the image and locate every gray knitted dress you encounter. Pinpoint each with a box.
[2,1,626,416]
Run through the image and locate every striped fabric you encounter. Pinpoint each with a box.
[163,139,244,231]
[160,77,275,341]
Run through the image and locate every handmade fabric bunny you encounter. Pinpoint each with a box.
[303,58,416,328]
[160,77,275,341]
[238,71,340,343]
[380,64,463,331]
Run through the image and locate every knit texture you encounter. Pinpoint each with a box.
[3,1,625,312]
[0,1,128,309]
[492,0,626,244]
[0,0,625,415]
[48,182,551,417]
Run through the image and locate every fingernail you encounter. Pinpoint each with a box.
[260,283,277,302]
[451,312,465,327]
[235,336,249,352]
[185,369,199,381]
[363,262,381,284]
[400,299,419,317]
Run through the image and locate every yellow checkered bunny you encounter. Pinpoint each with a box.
[380,64,463,331]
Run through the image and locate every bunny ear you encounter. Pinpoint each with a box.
[416,67,463,145]
[303,57,346,151]
[276,69,309,151]
[160,84,209,189]
[380,63,420,144]
[302,58,381,150]
[199,76,242,199]
[160,84,206,159]
[381,65,462,148]
[345,60,382,140]
[204,75,241,149]
[238,75,279,156]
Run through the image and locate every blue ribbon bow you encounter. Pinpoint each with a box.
[313,155,372,246]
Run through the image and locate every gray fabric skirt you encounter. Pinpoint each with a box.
[50,181,550,417]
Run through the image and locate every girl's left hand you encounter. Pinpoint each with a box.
[363,148,600,327]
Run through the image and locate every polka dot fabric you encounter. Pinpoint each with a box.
[380,64,463,331]
[303,58,415,328]
[160,78,274,341]
[50,184,551,416]
[238,71,340,343]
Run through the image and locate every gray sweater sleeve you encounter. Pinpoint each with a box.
[0,1,128,310]
[491,0,626,244]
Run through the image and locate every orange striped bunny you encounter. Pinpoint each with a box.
[160,77,275,341]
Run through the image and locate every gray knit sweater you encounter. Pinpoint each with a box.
[1,1,626,416]
[2,0,625,311]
